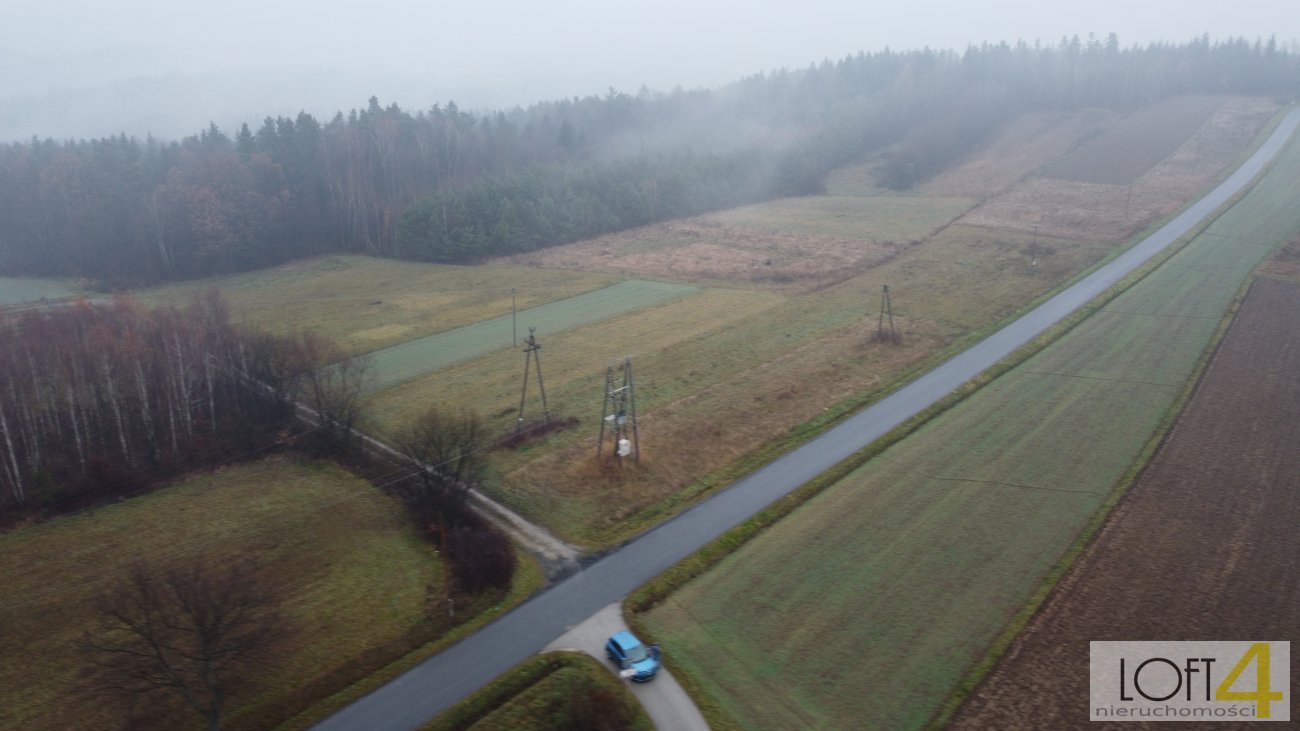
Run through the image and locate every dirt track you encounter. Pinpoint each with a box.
[952,277,1300,729]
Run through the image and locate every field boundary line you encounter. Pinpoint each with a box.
[1013,368,1180,389]
[918,474,1102,497]
[1094,308,1226,320]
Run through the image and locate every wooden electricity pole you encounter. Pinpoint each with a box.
[875,284,898,344]
[516,327,550,435]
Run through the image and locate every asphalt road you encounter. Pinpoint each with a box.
[317,105,1300,731]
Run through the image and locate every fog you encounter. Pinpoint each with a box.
[1,0,1294,141]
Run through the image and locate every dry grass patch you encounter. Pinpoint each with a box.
[508,196,972,292]
[499,318,949,539]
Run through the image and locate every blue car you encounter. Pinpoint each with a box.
[605,630,661,682]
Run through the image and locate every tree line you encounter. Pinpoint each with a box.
[0,295,365,517]
[1,36,1295,283]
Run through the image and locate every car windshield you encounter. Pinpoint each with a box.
[626,642,649,663]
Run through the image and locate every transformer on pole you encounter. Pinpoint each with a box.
[597,357,639,463]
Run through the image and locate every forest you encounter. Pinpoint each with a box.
[0,35,1296,284]
[0,295,365,517]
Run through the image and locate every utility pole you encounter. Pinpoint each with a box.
[875,284,898,344]
[597,357,639,464]
[516,327,550,435]
[511,288,517,347]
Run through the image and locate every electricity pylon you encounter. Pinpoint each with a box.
[597,357,639,463]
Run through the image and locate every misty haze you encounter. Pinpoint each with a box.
[1,2,1298,730]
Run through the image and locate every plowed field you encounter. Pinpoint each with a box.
[953,277,1300,729]
[962,97,1278,243]
[1046,95,1224,184]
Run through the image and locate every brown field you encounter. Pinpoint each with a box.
[1046,95,1225,184]
[921,109,1113,199]
[506,196,972,292]
[961,97,1278,242]
[508,219,901,292]
[1258,235,1300,282]
[952,276,1300,729]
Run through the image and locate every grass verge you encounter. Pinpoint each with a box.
[421,651,651,731]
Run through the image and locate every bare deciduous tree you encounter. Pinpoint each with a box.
[77,559,284,731]
[395,406,486,525]
[296,332,370,457]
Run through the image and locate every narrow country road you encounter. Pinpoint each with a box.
[317,106,1300,731]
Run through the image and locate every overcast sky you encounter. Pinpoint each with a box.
[1,0,1295,139]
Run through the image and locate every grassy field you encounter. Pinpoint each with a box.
[475,221,1111,545]
[365,287,783,435]
[698,195,973,241]
[0,275,77,306]
[424,653,652,731]
[954,276,1300,728]
[0,457,440,730]
[364,279,698,392]
[639,120,1300,729]
[366,220,1120,546]
[138,255,617,354]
